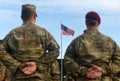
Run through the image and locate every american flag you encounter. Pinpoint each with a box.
[61,24,74,36]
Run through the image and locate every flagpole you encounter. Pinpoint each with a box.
[60,22,63,81]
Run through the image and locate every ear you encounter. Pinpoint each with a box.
[33,14,36,20]
[85,20,88,26]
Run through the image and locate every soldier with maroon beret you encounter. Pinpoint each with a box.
[64,11,120,81]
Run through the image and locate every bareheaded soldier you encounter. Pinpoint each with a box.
[0,4,60,81]
[64,11,120,81]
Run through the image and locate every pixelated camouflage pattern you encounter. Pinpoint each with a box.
[0,41,13,81]
[0,22,60,81]
[0,61,6,81]
[64,29,120,81]
[0,41,6,81]
[22,4,36,13]
[50,60,60,81]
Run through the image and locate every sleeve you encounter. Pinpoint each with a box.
[50,60,60,81]
[39,29,59,64]
[0,61,6,81]
[0,31,21,74]
[64,39,88,77]
[107,38,120,74]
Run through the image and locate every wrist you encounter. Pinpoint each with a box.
[78,66,88,76]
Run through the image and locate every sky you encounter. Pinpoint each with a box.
[0,0,120,59]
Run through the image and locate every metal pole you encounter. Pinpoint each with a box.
[60,22,63,81]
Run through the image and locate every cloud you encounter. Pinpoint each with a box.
[34,0,120,13]
[0,9,14,20]
[0,0,120,23]
[0,0,119,24]
[1,0,120,14]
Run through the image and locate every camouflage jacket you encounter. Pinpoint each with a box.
[64,29,120,81]
[0,22,60,81]
[0,40,12,81]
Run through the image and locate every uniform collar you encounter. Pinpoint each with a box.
[22,21,35,25]
[84,28,99,34]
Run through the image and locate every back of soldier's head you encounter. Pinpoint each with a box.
[0,40,2,44]
[21,4,37,19]
[85,11,101,27]
[86,19,98,27]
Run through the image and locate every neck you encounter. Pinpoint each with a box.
[22,15,36,23]
[23,18,36,23]
[87,25,98,30]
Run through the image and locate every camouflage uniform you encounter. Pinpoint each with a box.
[0,40,5,81]
[64,29,120,81]
[0,17,60,81]
[0,41,12,81]
[0,58,6,81]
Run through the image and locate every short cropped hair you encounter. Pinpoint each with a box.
[86,18,98,27]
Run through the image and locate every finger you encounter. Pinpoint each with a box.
[24,70,32,75]
[22,67,29,72]
[92,65,102,71]
[24,68,34,75]
[92,64,99,68]
[87,67,95,72]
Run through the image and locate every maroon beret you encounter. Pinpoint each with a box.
[85,11,101,24]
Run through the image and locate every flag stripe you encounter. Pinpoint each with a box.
[61,24,74,36]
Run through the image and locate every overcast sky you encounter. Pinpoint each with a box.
[0,0,120,58]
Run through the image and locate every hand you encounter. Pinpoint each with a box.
[86,65,102,79]
[19,62,37,75]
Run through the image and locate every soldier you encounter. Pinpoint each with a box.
[0,40,12,81]
[64,11,120,81]
[0,4,60,81]
[0,40,6,81]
